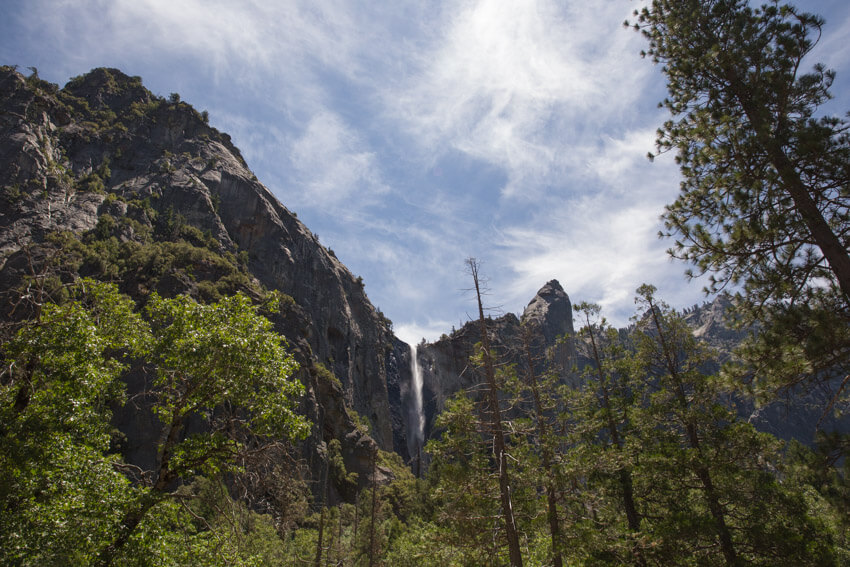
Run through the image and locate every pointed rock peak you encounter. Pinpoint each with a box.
[538,279,565,298]
[522,279,573,342]
[524,279,567,314]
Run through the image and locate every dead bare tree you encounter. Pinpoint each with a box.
[465,258,523,567]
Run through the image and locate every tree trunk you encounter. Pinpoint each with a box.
[520,326,563,567]
[731,72,850,306]
[647,300,738,567]
[467,258,523,567]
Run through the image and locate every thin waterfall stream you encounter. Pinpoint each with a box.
[409,343,425,461]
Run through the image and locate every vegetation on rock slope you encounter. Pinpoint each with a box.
[2,0,850,563]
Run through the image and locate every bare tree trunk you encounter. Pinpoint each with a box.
[467,258,523,567]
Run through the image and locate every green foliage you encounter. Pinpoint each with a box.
[425,392,504,565]
[328,439,358,491]
[399,287,845,566]
[0,280,147,565]
[0,280,308,565]
[632,0,850,409]
[348,408,373,436]
[627,285,835,565]
[314,361,342,389]
[127,99,164,120]
[143,292,308,464]
[2,183,23,205]
[46,216,260,299]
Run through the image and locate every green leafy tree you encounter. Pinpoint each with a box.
[0,281,147,565]
[631,0,850,403]
[0,280,308,565]
[99,291,309,564]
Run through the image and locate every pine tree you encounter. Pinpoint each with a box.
[630,285,836,566]
[568,302,647,566]
[631,0,850,406]
[425,391,502,564]
[519,323,565,567]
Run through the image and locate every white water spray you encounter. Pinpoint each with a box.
[409,343,425,451]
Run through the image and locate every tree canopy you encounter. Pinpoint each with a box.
[0,280,308,565]
[633,0,850,305]
[632,0,850,403]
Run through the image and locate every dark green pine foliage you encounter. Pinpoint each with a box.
[424,391,504,564]
[518,322,566,567]
[631,0,850,407]
[629,285,835,566]
[785,433,850,561]
[562,302,648,566]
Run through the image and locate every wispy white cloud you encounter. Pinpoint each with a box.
[386,0,655,199]
[15,0,373,120]
[494,130,698,326]
[288,111,389,208]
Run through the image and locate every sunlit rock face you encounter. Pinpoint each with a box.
[0,66,404,499]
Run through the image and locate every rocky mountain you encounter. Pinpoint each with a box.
[409,279,575,448]
[0,66,416,501]
[1,66,842,505]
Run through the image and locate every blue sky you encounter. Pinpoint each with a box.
[2,0,849,345]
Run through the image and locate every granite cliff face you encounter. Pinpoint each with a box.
[2,66,840,497]
[0,66,414,497]
[414,279,575,443]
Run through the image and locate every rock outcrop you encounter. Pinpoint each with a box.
[0,66,411,498]
[415,280,575,442]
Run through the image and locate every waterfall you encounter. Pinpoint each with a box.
[409,343,425,453]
